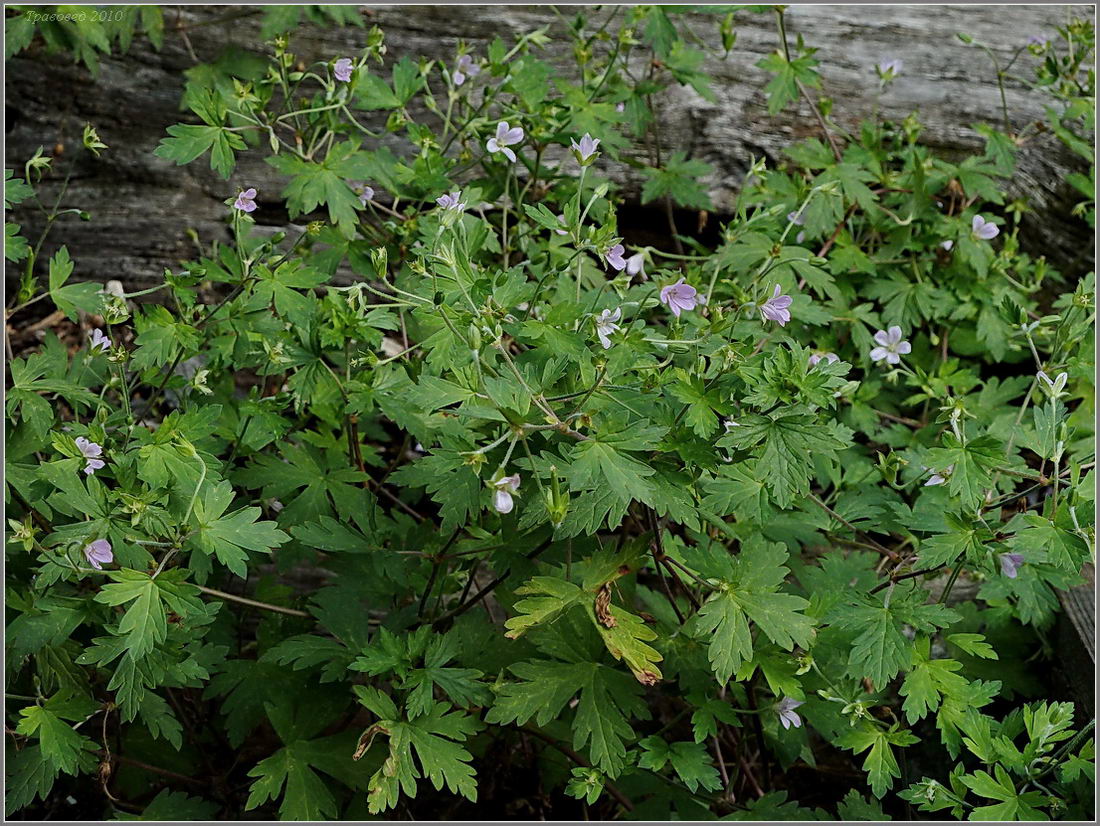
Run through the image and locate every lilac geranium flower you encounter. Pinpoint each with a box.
[83,538,113,570]
[436,191,467,211]
[775,697,804,730]
[75,437,105,476]
[554,214,569,236]
[870,326,912,365]
[940,240,954,251]
[924,464,954,486]
[605,243,627,271]
[595,307,622,349]
[971,214,999,240]
[347,180,375,206]
[486,121,524,163]
[453,53,480,86]
[333,58,354,83]
[660,279,700,318]
[809,351,839,368]
[234,188,257,213]
[759,284,793,326]
[89,328,111,353]
[625,251,646,279]
[570,133,600,165]
[492,474,520,514]
[787,209,806,226]
[1000,552,1025,579]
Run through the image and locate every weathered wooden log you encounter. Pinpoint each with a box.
[4,4,1091,294]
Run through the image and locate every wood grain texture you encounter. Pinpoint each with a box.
[5,5,1091,293]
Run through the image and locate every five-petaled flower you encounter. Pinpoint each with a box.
[870,326,912,365]
[660,279,700,318]
[809,351,839,368]
[333,58,354,83]
[924,464,954,486]
[83,538,113,570]
[234,188,257,213]
[75,437,105,476]
[625,251,646,279]
[487,121,524,163]
[775,697,804,730]
[759,284,793,326]
[940,240,954,251]
[453,54,480,86]
[492,475,521,514]
[89,328,111,353]
[436,191,467,211]
[787,209,806,226]
[347,180,375,206]
[1000,552,1025,579]
[971,214,999,240]
[605,244,627,271]
[595,308,622,349]
[570,133,600,165]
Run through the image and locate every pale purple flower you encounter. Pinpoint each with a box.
[759,284,793,326]
[89,328,111,353]
[570,133,600,165]
[1000,552,1025,579]
[333,58,354,83]
[809,351,839,368]
[83,538,113,570]
[347,180,375,206]
[492,474,520,514]
[615,102,626,113]
[877,58,903,77]
[554,214,569,236]
[453,54,480,86]
[595,307,622,349]
[605,244,627,271]
[924,464,954,486]
[486,121,524,163]
[660,279,700,318]
[234,188,257,213]
[787,209,806,226]
[775,697,804,730]
[1026,34,1049,47]
[436,191,467,211]
[971,214,999,240]
[870,326,912,365]
[940,240,954,251]
[75,437,105,476]
[625,252,645,278]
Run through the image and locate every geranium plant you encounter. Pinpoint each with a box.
[5,5,1095,821]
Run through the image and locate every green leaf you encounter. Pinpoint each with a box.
[720,409,848,508]
[691,537,814,684]
[189,481,290,578]
[487,659,644,777]
[836,724,918,799]
[94,571,167,659]
[246,743,337,821]
[48,246,103,321]
[15,705,90,776]
[154,124,245,179]
[641,151,714,210]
